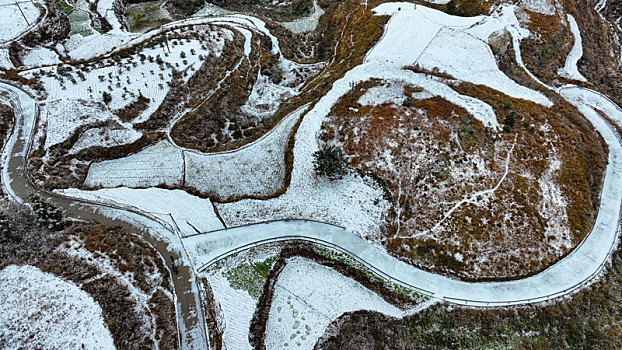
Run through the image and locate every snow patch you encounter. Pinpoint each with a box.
[70,126,142,154]
[0,265,115,350]
[85,140,184,188]
[520,0,556,15]
[185,106,302,199]
[265,257,402,349]
[57,187,224,237]
[558,15,588,82]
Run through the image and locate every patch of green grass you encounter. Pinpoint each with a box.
[54,0,73,15]
[223,256,278,299]
[125,0,171,32]
[292,1,311,18]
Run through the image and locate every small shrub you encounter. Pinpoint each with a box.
[504,110,515,128]
[102,91,112,104]
[403,97,413,107]
[312,146,347,179]
[28,194,66,231]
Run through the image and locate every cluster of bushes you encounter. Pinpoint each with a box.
[445,0,489,17]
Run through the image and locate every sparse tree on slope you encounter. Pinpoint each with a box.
[313,146,347,180]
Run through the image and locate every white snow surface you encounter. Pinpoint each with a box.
[21,46,61,66]
[0,0,41,43]
[368,3,551,106]
[206,272,256,350]
[280,0,325,34]
[265,257,402,349]
[38,99,117,149]
[85,140,184,188]
[69,126,143,154]
[57,187,224,237]
[185,106,303,199]
[0,265,115,350]
[240,71,297,118]
[86,105,302,198]
[558,15,588,82]
[520,0,556,15]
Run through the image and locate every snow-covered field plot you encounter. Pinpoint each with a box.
[0,264,115,350]
[240,72,299,119]
[185,107,302,199]
[265,257,402,349]
[85,140,184,188]
[368,3,551,106]
[216,169,390,239]
[0,48,13,69]
[21,46,61,66]
[416,27,550,106]
[23,28,225,123]
[58,187,224,237]
[0,0,41,43]
[202,246,279,350]
[70,126,142,154]
[207,272,257,350]
[36,98,118,149]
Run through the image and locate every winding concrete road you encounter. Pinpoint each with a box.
[179,84,622,307]
[2,6,622,350]
[179,85,622,307]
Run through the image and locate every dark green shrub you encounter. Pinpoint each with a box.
[28,194,66,231]
[313,146,347,180]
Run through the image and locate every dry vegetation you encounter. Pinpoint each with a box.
[169,30,275,152]
[0,200,177,349]
[317,243,622,349]
[319,79,606,279]
[115,93,151,122]
[568,0,622,107]
[0,103,15,152]
[520,10,574,84]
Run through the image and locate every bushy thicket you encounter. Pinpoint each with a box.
[313,145,347,179]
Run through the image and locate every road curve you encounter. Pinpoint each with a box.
[4,76,622,310]
[180,84,622,307]
[0,81,210,350]
[2,68,622,348]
